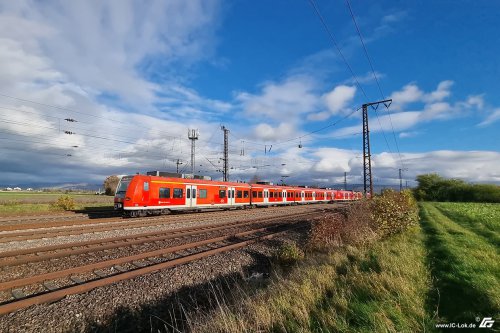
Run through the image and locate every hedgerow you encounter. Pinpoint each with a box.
[308,189,418,251]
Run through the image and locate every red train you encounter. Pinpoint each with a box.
[114,174,363,217]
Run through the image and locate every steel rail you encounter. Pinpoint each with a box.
[0,224,305,315]
[0,211,258,243]
[0,216,123,232]
[0,212,314,267]
[0,206,323,243]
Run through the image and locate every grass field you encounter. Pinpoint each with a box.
[0,192,113,215]
[195,202,499,332]
[420,202,500,324]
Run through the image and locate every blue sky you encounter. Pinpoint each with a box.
[0,0,499,187]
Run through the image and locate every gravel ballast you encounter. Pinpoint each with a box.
[0,205,333,332]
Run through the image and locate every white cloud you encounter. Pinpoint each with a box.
[478,108,500,127]
[399,131,420,138]
[323,85,356,115]
[236,76,318,121]
[235,146,500,186]
[423,80,453,103]
[0,0,228,184]
[253,123,297,142]
[389,83,424,110]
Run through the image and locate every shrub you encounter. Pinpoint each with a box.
[308,200,377,251]
[52,195,76,211]
[103,175,120,196]
[413,173,500,203]
[372,189,418,236]
[275,242,304,265]
[308,191,417,251]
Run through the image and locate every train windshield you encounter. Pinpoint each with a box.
[115,178,131,195]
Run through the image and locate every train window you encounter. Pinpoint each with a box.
[219,190,226,198]
[237,190,242,198]
[187,189,191,199]
[199,189,207,199]
[192,189,196,198]
[244,191,249,198]
[252,191,257,198]
[143,182,149,191]
[159,188,170,199]
[231,190,235,198]
[258,191,263,198]
[173,188,183,198]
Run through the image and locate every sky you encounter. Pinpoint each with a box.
[0,0,499,188]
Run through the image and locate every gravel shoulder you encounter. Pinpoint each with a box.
[0,206,328,332]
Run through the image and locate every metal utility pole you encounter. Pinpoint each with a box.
[399,168,403,192]
[344,172,347,190]
[221,125,229,181]
[188,129,199,175]
[362,99,392,197]
[176,159,183,173]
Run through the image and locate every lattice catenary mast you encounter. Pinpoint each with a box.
[188,129,199,175]
[362,99,392,196]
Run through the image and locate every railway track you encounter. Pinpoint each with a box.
[0,205,330,245]
[0,211,315,267]
[0,218,309,315]
[0,208,118,224]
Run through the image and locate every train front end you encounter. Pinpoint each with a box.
[114,175,134,212]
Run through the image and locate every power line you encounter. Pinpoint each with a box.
[345,0,385,98]
[307,0,368,99]
[345,0,405,169]
[0,92,136,127]
[308,0,395,158]
[229,106,362,149]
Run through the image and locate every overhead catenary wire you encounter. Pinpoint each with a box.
[345,0,405,169]
[307,0,395,159]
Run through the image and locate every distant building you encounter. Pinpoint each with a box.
[26,188,33,191]
[13,187,22,191]
[4,187,13,191]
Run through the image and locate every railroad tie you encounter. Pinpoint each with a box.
[93,270,107,278]
[42,281,58,291]
[132,260,149,268]
[113,265,127,273]
[69,276,85,284]
[11,289,26,300]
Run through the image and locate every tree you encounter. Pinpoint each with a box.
[414,173,500,203]
[249,174,261,184]
[103,175,120,196]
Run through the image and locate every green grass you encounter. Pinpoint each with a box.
[0,192,113,215]
[192,202,500,332]
[433,202,500,248]
[195,226,433,333]
[419,202,500,323]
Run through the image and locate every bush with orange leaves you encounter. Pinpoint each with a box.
[308,190,417,251]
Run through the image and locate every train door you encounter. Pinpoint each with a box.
[228,187,235,206]
[186,185,197,208]
[142,180,150,205]
[301,191,305,202]
[282,190,286,203]
[263,189,269,204]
